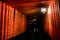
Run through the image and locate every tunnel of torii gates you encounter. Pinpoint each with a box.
[0,0,60,40]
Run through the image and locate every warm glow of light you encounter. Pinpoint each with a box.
[48,6,51,14]
[47,4,53,37]
[48,15,52,31]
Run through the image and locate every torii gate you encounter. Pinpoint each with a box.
[0,0,59,40]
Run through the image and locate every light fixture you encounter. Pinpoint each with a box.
[41,7,47,13]
[33,19,37,21]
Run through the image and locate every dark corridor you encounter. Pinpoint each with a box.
[8,11,52,40]
[0,0,60,40]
